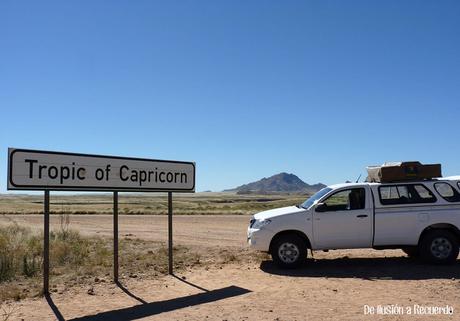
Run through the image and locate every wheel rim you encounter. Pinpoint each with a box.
[430,237,452,260]
[278,242,300,264]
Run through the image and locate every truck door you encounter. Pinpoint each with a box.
[313,187,373,249]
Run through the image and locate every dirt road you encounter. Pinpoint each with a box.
[0,214,250,247]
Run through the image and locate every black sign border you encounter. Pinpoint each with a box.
[8,148,195,192]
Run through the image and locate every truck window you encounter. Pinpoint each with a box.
[321,188,365,212]
[413,185,435,200]
[434,182,460,202]
[379,184,437,205]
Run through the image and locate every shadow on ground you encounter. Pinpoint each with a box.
[260,257,460,280]
[46,276,251,321]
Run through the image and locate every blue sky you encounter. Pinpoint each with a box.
[1,1,459,193]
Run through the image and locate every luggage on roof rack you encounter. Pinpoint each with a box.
[366,161,442,183]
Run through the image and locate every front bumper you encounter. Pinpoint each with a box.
[247,227,272,252]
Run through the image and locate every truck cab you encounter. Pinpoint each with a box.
[247,178,460,268]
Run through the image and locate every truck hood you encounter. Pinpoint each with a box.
[253,206,303,220]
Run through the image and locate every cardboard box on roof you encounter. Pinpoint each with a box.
[366,161,442,183]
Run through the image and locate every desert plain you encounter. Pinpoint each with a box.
[0,193,459,321]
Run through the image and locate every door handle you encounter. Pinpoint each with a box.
[356,214,368,218]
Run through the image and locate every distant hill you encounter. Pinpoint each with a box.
[225,173,326,194]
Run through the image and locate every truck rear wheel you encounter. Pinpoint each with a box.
[420,230,459,265]
[271,234,307,268]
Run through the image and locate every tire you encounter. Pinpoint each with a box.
[402,246,420,258]
[270,234,307,268]
[420,230,459,265]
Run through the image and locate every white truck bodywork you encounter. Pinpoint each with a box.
[248,178,460,254]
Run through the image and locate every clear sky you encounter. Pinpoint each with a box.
[1,1,459,193]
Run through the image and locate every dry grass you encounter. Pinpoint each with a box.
[0,224,42,282]
[0,193,308,216]
[0,219,189,301]
[0,216,268,302]
[0,303,17,321]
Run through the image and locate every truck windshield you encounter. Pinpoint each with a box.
[300,187,332,209]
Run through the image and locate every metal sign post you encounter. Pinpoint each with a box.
[168,192,173,274]
[113,191,119,282]
[43,190,50,295]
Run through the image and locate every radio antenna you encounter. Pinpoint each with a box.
[355,174,362,183]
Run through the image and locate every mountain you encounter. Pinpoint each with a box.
[225,173,326,194]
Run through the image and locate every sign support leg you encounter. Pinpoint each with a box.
[113,191,119,282]
[168,192,173,275]
[43,190,50,295]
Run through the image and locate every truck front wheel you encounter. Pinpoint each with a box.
[420,230,459,264]
[271,234,307,268]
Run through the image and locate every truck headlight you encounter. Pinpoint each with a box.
[251,219,272,230]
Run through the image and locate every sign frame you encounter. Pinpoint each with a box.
[8,148,196,192]
[7,147,196,295]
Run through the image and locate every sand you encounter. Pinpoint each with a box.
[1,214,459,321]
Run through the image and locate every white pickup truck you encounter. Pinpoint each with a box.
[247,177,460,268]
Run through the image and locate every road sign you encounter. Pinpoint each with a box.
[8,148,195,192]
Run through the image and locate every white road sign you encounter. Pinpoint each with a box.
[8,148,195,192]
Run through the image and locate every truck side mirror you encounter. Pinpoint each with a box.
[315,202,327,212]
